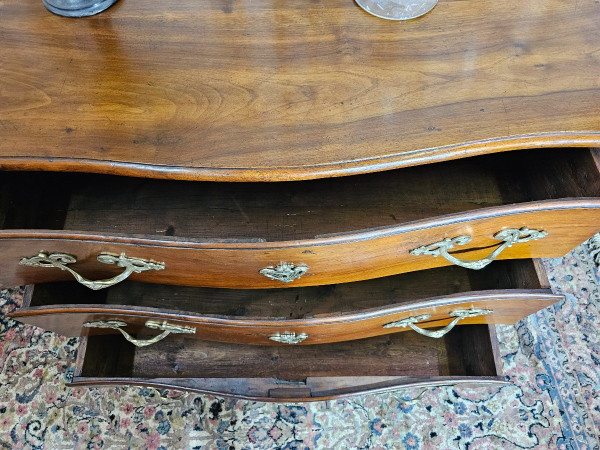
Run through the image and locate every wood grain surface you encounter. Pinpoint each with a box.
[1,0,599,181]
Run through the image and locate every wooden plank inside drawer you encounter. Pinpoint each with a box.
[70,325,507,402]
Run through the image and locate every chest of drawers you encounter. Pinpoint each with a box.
[5,147,600,400]
[2,0,600,402]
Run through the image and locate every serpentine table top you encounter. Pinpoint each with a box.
[1,0,599,181]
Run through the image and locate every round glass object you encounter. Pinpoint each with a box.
[42,0,119,17]
[354,0,438,20]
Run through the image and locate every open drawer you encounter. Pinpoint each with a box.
[69,325,508,402]
[10,259,561,346]
[2,148,600,289]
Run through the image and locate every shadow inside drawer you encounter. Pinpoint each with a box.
[79,324,498,379]
[3,148,600,242]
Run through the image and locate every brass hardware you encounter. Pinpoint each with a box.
[409,227,548,270]
[383,308,493,338]
[19,252,165,290]
[83,319,195,347]
[259,262,309,283]
[269,332,308,344]
[144,320,195,334]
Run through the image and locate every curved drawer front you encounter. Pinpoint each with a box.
[67,376,509,402]
[11,291,561,346]
[2,200,600,289]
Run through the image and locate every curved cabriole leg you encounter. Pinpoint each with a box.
[42,0,119,17]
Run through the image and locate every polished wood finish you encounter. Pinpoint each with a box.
[69,326,507,401]
[2,149,600,288]
[1,0,600,181]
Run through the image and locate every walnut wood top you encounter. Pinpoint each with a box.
[1,0,599,181]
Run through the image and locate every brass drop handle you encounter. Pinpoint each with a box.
[383,308,492,338]
[409,227,548,270]
[19,252,165,290]
[83,320,196,347]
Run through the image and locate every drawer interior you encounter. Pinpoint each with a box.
[77,324,499,380]
[26,259,546,318]
[2,148,600,241]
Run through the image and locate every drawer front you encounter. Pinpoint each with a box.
[2,200,600,289]
[11,290,561,346]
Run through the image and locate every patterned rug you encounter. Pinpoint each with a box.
[1,239,600,449]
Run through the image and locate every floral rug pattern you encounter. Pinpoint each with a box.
[1,238,600,449]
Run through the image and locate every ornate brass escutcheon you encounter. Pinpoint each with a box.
[259,262,309,283]
[269,332,308,344]
[19,252,165,290]
[409,227,548,270]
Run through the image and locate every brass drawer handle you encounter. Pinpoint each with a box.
[83,320,196,347]
[269,332,308,344]
[19,252,165,290]
[384,308,492,338]
[260,262,309,283]
[409,227,548,270]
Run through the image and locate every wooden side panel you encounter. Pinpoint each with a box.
[11,290,561,345]
[590,149,600,175]
[2,201,600,288]
[488,325,504,377]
